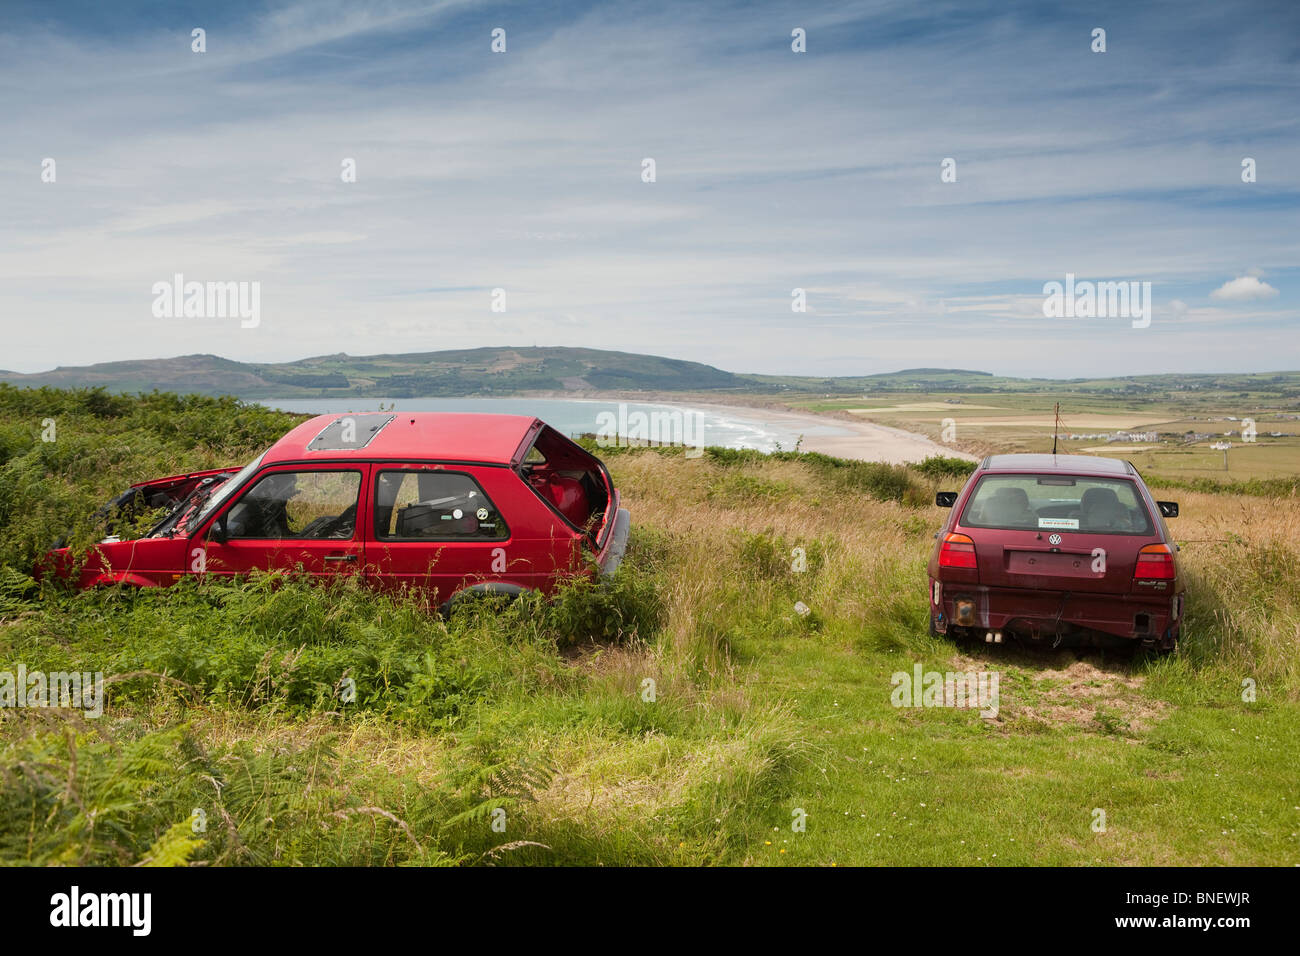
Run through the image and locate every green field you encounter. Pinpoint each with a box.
[781,388,1300,487]
[0,386,1296,866]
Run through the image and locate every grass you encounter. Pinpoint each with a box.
[0,387,1297,866]
[783,388,1300,488]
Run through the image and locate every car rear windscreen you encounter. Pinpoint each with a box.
[960,474,1154,535]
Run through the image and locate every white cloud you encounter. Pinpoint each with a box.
[1209,276,1279,302]
[0,0,1296,378]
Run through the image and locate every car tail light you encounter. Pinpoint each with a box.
[938,532,977,569]
[1134,543,1175,580]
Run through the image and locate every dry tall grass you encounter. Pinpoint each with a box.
[615,451,1300,695]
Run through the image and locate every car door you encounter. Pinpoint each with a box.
[196,464,369,581]
[364,463,568,603]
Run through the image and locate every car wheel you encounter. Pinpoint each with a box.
[1135,638,1176,662]
[441,583,534,618]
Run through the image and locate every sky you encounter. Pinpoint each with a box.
[1,0,1297,379]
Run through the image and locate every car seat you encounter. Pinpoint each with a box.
[984,487,1035,527]
[1080,487,1127,530]
[396,494,480,537]
[225,496,291,538]
[529,473,589,527]
[298,503,356,539]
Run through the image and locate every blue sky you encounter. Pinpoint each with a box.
[2,0,1297,378]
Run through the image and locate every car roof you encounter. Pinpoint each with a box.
[978,453,1136,477]
[263,412,542,466]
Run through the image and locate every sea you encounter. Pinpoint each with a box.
[260,397,855,453]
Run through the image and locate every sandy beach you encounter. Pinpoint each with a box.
[268,392,979,466]
[525,390,978,465]
[668,400,977,465]
[519,389,979,465]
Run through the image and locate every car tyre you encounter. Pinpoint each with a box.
[441,583,535,618]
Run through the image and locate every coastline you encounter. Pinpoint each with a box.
[262,391,976,466]
[522,390,977,465]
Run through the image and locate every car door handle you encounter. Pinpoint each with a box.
[323,554,358,563]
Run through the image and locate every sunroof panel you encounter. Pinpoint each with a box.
[306,414,395,451]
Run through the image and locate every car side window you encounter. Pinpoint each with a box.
[225,470,361,540]
[374,470,508,541]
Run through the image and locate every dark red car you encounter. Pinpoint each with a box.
[927,454,1183,651]
[40,413,630,610]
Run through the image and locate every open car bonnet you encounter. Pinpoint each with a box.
[96,467,243,541]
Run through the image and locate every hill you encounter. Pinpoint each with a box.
[3,346,1300,400]
[0,347,743,398]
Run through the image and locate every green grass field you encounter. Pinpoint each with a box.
[0,386,1296,866]
[783,388,1300,486]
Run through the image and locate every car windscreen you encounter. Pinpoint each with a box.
[190,452,266,528]
[960,474,1153,535]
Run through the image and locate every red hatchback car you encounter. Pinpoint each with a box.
[927,454,1183,651]
[41,413,631,610]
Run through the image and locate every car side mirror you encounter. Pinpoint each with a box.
[210,515,229,544]
[1157,500,1179,518]
[935,492,958,508]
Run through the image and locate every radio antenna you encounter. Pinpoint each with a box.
[1052,402,1060,455]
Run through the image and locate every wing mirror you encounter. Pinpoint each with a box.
[209,515,229,544]
[1156,500,1179,518]
[935,492,958,508]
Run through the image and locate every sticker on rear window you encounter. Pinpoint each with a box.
[1039,517,1079,530]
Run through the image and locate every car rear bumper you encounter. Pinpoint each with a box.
[598,508,631,576]
[932,582,1180,643]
